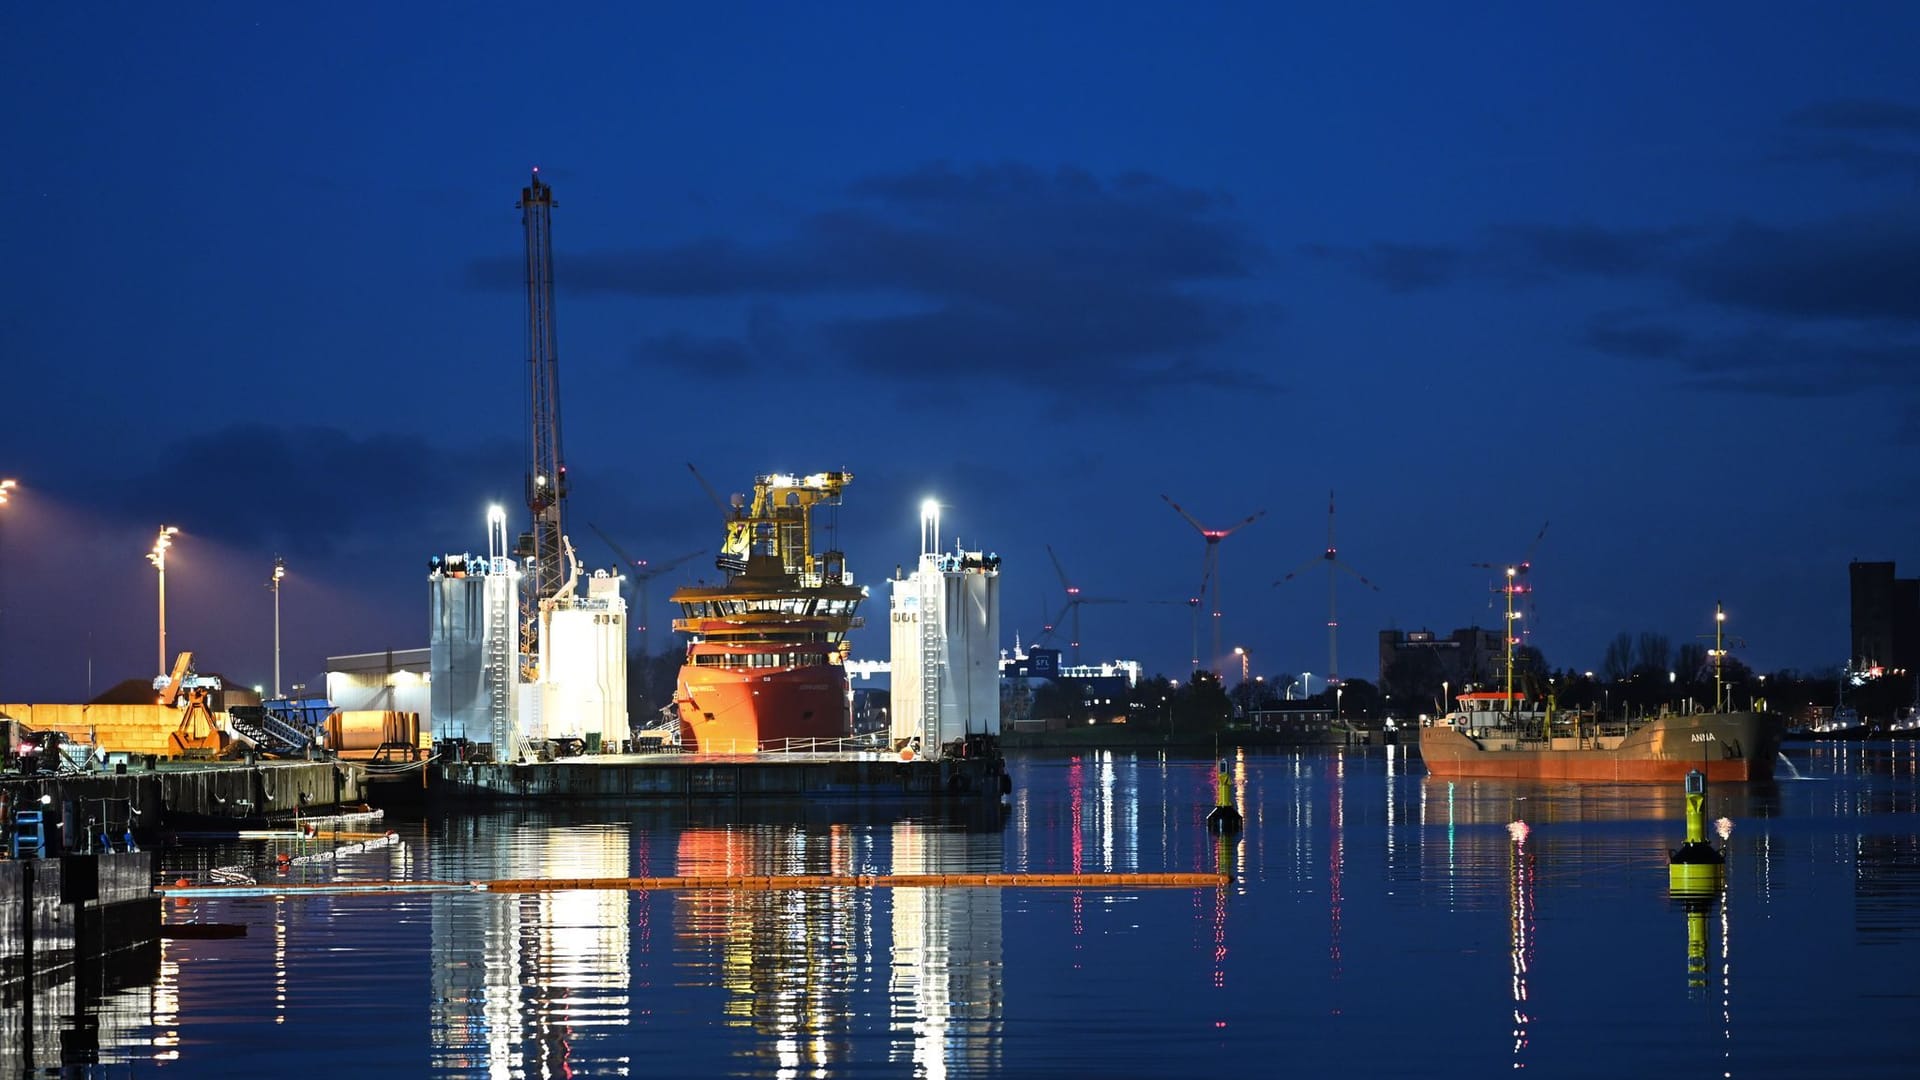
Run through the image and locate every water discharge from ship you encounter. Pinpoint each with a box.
[1775,752,1817,781]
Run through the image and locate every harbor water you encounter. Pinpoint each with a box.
[18,742,1920,1077]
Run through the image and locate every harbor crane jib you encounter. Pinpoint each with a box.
[519,168,568,679]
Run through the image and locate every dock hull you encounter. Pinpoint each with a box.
[1418,711,1783,783]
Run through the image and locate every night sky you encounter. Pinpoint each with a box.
[4,5,1917,703]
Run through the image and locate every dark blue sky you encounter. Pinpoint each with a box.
[3,4,1917,701]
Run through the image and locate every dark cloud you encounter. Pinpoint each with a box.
[1789,99,1920,134]
[111,425,521,558]
[1679,212,1920,323]
[634,331,757,375]
[1481,224,1691,281]
[472,162,1268,406]
[632,302,790,379]
[1300,242,1465,292]
[1771,99,1920,182]
[1585,311,1920,397]
[1320,210,1920,325]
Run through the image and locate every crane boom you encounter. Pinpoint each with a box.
[519,169,567,676]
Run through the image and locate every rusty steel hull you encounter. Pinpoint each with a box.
[1418,711,1783,783]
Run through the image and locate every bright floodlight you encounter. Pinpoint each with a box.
[488,504,506,523]
[920,497,939,521]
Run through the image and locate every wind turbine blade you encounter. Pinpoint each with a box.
[1045,544,1075,591]
[1221,508,1268,536]
[686,462,729,517]
[1160,494,1207,534]
[1275,554,1326,584]
[1332,560,1382,591]
[1523,519,1550,564]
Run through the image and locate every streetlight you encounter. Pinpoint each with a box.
[0,480,15,696]
[146,526,180,677]
[1442,679,1450,715]
[1303,672,1314,700]
[270,556,286,698]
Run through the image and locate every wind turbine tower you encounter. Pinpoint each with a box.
[1042,545,1122,665]
[1162,495,1266,675]
[1275,490,1379,686]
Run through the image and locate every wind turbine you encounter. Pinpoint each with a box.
[1275,490,1379,686]
[1144,596,1204,674]
[1162,495,1266,675]
[1472,520,1549,641]
[1041,545,1123,665]
[586,522,702,663]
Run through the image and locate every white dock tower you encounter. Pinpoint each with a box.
[889,500,1001,759]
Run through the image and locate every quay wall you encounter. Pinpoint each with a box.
[436,754,1009,801]
[0,762,367,841]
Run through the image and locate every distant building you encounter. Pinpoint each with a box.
[1376,627,1505,699]
[1849,560,1920,674]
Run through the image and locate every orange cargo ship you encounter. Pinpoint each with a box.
[1418,692,1783,783]
[670,472,865,753]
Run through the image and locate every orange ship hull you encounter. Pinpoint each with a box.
[675,662,850,753]
[1418,711,1783,783]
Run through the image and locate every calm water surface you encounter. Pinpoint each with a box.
[26,743,1920,1076]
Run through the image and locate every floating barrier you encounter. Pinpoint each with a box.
[159,870,1229,899]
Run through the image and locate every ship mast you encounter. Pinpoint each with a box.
[1714,602,1726,712]
[1504,566,1518,709]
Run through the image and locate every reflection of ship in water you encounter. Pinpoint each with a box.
[1508,819,1536,1068]
[889,820,1005,1076]
[668,804,1007,1077]
[429,818,631,1076]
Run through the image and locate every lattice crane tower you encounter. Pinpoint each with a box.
[519,168,568,675]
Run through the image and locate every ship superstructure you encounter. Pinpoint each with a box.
[670,472,866,752]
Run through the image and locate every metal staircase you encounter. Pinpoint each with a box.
[227,697,331,757]
[918,568,945,749]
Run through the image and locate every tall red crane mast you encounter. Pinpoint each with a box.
[519,169,568,674]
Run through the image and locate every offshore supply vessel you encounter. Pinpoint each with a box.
[669,472,865,752]
[1418,596,1782,783]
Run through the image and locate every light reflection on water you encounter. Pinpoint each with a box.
[9,744,1920,1076]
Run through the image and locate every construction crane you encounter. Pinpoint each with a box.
[1472,520,1549,641]
[519,168,568,679]
[585,522,703,661]
[1274,490,1380,686]
[1040,545,1124,666]
[1162,495,1265,675]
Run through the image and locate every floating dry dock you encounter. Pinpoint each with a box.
[433,750,1011,802]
